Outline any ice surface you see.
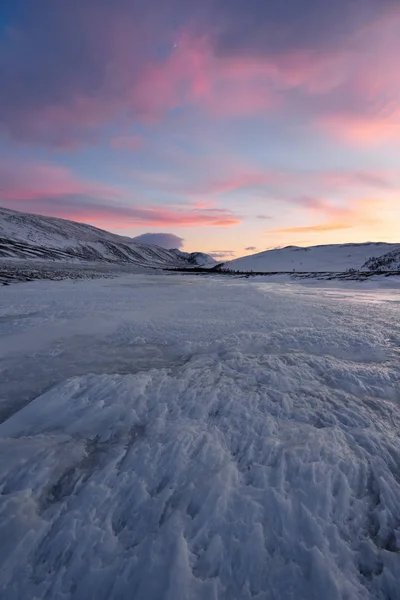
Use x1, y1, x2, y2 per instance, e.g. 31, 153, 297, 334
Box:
0, 274, 400, 599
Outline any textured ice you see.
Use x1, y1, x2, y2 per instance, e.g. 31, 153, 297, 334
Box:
0, 274, 400, 599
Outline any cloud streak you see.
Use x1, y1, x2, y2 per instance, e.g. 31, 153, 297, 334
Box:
184, 166, 396, 201
270, 223, 353, 234
0, 160, 241, 228
1, 196, 241, 228
209, 250, 236, 259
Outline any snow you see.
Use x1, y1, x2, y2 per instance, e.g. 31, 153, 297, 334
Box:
0, 206, 215, 269
2, 206, 398, 276
364, 249, 400, 272
1, 274, 400, 599
225, 243, 400, 273
0, 206, 135, 247
171, 249, 217, 267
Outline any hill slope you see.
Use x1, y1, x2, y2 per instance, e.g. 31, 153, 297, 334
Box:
362, 248, 400, 272
170, 249, 216, 267
0, 207, 213, 268
224, 243, 400, 273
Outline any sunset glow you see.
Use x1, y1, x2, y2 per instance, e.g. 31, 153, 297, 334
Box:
1, 0, 399, 257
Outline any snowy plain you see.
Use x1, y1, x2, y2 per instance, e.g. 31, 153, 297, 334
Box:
0, 273, 400, 600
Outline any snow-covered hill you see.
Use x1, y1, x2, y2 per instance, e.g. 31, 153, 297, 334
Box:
171, 249, 217, 267
363, 248, 400, 272
0, 207, 214, 269
224, 242, 400, 273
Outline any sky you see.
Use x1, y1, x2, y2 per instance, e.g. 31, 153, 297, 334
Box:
1, 0, 399, 257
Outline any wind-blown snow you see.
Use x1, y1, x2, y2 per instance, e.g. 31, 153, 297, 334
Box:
225, 243, 400, 273
0, 274, 400, 599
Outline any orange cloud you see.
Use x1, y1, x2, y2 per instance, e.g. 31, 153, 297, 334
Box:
268, 196, 397, 243
270, 223, 352, 234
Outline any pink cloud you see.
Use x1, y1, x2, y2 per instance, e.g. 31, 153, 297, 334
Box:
0, 26, 361, 147
128, 17, 400, 152
314, 8, 400, 144
0, 161, 119, 202
93, 206, 241, 227
316, 171, 394, 190
319, 114, 400, 146
132, 34, 350, 120
2, 3, 400, 147
7, 201, 241, 228
119, 33, 276, 119
109, 7, 400, 136
0, 159, 241, 228
167, 8, 400, 142
184, 164, 396, 200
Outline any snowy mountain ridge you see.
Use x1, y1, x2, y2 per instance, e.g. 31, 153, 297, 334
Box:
224, 242, 400, 273
0, 206, 214, 269
2, 206, 398, 274
170, 248, 217, 267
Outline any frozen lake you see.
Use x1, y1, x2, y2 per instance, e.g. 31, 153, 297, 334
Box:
0, 274, 399, 599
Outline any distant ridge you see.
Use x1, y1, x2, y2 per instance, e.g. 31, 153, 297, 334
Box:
0, 206, 215, 269
223, 242, 400, 273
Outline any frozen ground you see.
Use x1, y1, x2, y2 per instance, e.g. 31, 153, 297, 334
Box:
0, 258, 158, 285
0, 274, 400, 600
